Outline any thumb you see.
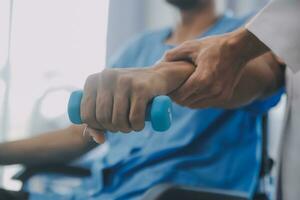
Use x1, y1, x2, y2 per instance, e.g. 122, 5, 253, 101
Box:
86, 127, 105, 144
170, 71, 200, 102
163, 41, 196, 62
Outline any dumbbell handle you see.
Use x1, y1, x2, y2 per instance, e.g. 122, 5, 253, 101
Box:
67, 90, 172, 132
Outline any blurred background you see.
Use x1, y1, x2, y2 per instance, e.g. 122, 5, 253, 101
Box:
0, 0, 284, 191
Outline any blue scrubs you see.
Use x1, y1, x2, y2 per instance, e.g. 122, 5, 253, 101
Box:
29, 15, 282, 200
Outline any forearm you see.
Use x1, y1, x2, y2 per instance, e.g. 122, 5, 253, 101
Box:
219, 53, 285, 109
152, 56, 283, 110
226, 28, 270, 65
0, 125, 99, 166
77, 61, 195, 134
152, 61, 195, 94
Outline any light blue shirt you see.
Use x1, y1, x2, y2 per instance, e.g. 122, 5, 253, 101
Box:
29, 14, 282, 200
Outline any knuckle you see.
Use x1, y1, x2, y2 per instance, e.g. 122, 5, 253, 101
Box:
86, 74, 97, 83
100, 69, 116, 82
85, 74, 99, 87
118, 75, 132, 86
132, 80, 148, 92
101, 68, 113, 77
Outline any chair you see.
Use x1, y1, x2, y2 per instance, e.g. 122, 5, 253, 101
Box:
12, 165, 90, 184
12, 115, 273, 200
141, 184, 248, 200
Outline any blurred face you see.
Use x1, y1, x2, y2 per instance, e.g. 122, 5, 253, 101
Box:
166, 0, 210, 10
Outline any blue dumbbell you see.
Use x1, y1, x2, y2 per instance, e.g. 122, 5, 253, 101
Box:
68, 90, 173, 132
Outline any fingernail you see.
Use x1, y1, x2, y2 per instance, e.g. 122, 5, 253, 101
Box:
87, 128, 104, 144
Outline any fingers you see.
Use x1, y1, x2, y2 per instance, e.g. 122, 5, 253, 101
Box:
81, 69, 157, 133
95, 90, 116, 132
170, 71, 202, 103
129, 93, 148, 132
81, 74, 105, 131
86, 127, 105, 144
163, 40, 198, 62
111, 89, 131, 133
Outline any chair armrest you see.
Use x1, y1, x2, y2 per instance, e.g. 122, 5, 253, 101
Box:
142, 184, 249, 200
12, 165, 91, 183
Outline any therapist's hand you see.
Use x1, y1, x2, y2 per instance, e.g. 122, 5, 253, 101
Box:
164, 28, 269, 108
81, 61, 194, 134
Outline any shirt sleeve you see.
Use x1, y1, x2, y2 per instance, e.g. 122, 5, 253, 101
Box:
246, 1, 300, 73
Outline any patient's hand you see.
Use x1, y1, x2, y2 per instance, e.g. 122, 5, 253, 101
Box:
81, 61, 194, 134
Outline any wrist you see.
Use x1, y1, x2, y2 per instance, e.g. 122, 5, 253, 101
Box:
152, 61, 195, 76
226, 28, 269, 64
151, 61, 195, 94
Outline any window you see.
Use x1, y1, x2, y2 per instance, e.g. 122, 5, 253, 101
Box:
0, 0, 109, 189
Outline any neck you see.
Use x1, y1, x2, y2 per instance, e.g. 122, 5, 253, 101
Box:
166, 6, 218, 45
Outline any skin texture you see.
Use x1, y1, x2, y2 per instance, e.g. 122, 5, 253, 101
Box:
82, 51, 284, 137
0, 125, 99, 166
163, 28, 273, 107
81, 62, 195, 133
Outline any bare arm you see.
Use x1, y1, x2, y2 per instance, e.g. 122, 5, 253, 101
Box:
162, 28, 271, 107
80, 56, 284, 137
222, 53, 284, 108
170, 52, 285, 109
0, 125, 100, 167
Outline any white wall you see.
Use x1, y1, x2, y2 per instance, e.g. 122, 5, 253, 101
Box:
106, 0, 269, 59
144, 0, 178, 30
0, 0, 110, 189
